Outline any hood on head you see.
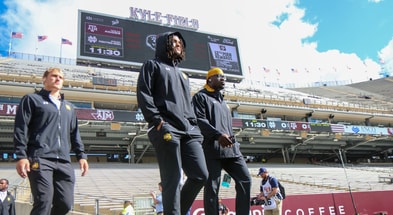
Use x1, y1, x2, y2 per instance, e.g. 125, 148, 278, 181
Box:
155, 31, 186, 65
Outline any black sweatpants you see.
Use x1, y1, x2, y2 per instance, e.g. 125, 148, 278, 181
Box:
28, 158, 75, 215
203, 157, 252, 215
149, 122, 208, 215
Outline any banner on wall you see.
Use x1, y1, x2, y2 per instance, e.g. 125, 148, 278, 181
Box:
1, 103, 393, 136
190, 190, 392, 215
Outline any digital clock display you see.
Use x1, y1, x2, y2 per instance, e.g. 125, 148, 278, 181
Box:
243, 120, 266, 128
77, 10, 244, 80
85, 45, 123, 57
242, 119, 310, 131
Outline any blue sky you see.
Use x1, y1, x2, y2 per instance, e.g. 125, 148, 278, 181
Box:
0, 0, 392, 86
297, 0, 393, 60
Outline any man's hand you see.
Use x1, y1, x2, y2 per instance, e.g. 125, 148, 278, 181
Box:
218, 134, 234, 148
257, 193, 267, 200
79, 159, 89, 176
16, 159, 30, 178
156, 120, 164, 131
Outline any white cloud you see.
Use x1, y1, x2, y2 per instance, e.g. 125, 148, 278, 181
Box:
378, 37, 393, 75
2, 0, 386, 85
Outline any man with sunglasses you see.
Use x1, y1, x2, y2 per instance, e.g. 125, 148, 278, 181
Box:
192, 67, 252, 215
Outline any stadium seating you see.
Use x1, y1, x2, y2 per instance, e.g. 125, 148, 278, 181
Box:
3, 162, 392, 214
2, 57, 392, 117
2, 56, 393, 214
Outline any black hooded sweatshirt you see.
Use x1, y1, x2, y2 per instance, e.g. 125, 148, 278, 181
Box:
137, 31, 197, 131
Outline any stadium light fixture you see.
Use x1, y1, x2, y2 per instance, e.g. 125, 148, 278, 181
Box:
305, 110, 314, 118
249, 137, 255, 144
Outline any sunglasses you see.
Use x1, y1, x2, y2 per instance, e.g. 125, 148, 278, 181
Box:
213, 74, 226, 80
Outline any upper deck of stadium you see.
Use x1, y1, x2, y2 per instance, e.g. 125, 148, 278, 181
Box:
1, 54, 393, 164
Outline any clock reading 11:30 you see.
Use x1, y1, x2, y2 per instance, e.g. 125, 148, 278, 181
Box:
86, 45, 123, 57
243, 120, 266, 128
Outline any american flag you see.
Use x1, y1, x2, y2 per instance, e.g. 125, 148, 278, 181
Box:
330, 124, 344, 133
38, 35, 48, 42
11, 32, 23, 39
61, 38, 72, 45
291, 68, 298, 73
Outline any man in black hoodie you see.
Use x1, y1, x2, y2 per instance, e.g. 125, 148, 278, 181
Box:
137, 31, 208, 215
192, 67, 251, 215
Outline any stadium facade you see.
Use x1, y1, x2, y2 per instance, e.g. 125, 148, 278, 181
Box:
1, 55, 393, 165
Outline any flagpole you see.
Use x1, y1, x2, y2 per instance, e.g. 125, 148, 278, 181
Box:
35, 35, 38, 61
59, 41, 63, 63
8, 31, 12, 57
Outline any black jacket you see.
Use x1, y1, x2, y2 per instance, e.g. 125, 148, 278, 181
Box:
0, 191, 15, 215
13, 89, 87, 162
192, 88, 242, 159
137, 31, 197, 131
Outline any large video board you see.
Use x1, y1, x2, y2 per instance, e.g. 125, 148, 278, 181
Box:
77, 10, 243, 81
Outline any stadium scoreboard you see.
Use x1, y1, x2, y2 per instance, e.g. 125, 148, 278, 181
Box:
77, 10, 244, 82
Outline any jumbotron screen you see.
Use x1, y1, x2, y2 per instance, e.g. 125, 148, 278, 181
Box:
77, 10, 244, 81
